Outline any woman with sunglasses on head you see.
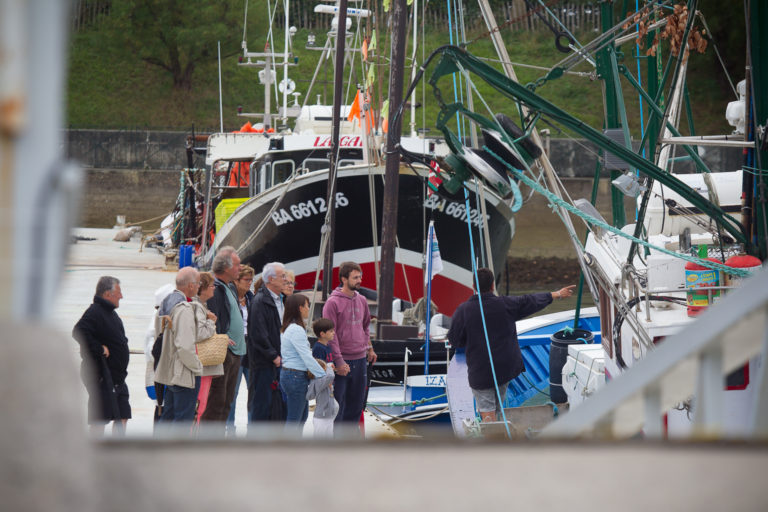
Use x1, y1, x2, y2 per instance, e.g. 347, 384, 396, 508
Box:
279, 293, 328, 431
225, 265, 255, 435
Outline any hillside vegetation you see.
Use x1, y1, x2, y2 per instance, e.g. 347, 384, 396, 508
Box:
67, 1, 742, 139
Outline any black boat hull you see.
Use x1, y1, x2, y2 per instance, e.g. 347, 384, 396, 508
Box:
214, 165, 514, 315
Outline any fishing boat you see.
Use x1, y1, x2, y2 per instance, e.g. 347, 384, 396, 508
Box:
164, 0, 541, 387
183, 0, 521, 320
392, 0, 767, 437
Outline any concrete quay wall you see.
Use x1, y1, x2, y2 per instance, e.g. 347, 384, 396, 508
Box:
77, 169, 180, 229
65, 129, 744, 175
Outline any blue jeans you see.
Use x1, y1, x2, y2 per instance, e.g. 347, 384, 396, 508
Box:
280, 368, 309, 428
333, 357, 367, 424
226, 366, 251, 428
160, 377, 201, 423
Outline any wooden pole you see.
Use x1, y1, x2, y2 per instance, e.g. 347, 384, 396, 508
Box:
377, 0, 408, 323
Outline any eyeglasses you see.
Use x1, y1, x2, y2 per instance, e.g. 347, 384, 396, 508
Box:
286, 281, 295, 286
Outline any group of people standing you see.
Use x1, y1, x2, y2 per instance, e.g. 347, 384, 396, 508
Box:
73, 245, 376, 437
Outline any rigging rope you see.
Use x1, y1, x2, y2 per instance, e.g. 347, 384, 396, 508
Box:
367, 404, 450, 423
235, 171, 300, 256
464, 0, 564, 47
697, 12, 738, 99
484, 147, 750, 277
367, 393, 447, 407
535, 0, 583, 50
462, 184, 512, 438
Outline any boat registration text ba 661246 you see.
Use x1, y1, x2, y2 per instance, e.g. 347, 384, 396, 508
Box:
271, 192, 350, 226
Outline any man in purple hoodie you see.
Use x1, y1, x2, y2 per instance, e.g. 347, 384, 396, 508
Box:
323, 261, 377, 428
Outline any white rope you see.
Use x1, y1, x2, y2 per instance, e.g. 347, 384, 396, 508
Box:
235, 172, 300, 256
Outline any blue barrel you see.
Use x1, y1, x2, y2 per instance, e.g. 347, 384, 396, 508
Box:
179, 244, 193, 268
549, 328, 594, 404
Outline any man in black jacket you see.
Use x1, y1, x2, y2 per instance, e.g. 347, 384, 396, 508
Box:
73, 276, 130, 435
201, 246, 245, 426
247, 261, 287, 423
447, 268, 574, 422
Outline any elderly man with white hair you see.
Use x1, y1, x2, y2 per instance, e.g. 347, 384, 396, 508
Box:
247, 261, 287, 423
155, 266, 214, 424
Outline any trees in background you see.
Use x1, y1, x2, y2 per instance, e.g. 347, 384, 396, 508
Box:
102, 0, 244, 90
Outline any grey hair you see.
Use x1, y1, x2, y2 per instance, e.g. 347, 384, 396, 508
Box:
212, 246, 237, 274
176, 267, 199, 288
262, 262, 285, 283
95, 276, 120, 297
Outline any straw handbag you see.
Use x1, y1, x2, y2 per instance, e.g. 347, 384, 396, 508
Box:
196, 334, 229, 366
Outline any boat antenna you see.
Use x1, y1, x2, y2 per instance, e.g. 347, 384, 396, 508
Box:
217, 40, 224, 132
282, 0, 289, 124
322, 0, 351, 300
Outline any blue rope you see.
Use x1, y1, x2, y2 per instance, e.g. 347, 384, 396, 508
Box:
446, 0, 462, 139
473, 179, 487, 267
462, 186, 512, 438
634, 0, 646, 221
509, 177, 523, 212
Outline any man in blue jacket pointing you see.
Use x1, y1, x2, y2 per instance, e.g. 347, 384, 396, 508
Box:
448, 268, 574, 422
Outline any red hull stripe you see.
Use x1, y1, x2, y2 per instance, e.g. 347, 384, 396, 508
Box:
294, 262, 473, 316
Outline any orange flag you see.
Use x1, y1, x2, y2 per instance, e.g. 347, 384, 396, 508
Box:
347, 91, 362, 125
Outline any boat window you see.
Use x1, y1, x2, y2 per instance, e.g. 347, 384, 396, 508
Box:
272, 159, 295, 184
212, 160, 230, 191
338, 159, 358, 168
252, 163, 270, 195
249, 161, 261, 196
299, 158, 331, 174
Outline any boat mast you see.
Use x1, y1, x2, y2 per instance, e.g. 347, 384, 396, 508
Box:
476, 0, 600, 302
378, 0, 409, 324
264, 48, 272, 128
408, 0, 418, 138
322, 0, 350, 299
